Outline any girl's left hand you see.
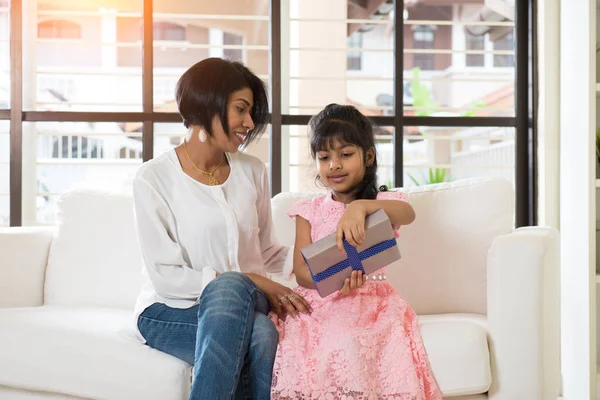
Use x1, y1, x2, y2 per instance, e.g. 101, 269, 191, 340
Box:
340, 270, 367, 295
336, 201, 367, 251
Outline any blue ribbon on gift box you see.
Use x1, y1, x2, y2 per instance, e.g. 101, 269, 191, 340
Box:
312, 238, 397, 283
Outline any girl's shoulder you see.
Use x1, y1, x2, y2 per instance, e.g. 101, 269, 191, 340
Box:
287, 193, 329, 223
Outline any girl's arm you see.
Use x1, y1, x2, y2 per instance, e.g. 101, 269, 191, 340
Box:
336, 198, 415, 251
292, 216, 316, 289
352, 199, 415, 226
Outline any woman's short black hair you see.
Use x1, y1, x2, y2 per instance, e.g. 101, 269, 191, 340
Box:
175, 57, 269, 147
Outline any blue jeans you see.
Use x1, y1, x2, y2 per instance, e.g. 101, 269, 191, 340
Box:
138, 272, 278, 400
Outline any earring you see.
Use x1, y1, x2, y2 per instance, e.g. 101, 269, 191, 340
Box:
198, 129, 207, 143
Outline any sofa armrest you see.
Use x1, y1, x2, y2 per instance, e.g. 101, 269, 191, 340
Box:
0, 227, 55, 308
486, 227, 560, 400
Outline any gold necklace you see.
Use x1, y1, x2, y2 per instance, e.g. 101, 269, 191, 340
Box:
183, 140, 225, 186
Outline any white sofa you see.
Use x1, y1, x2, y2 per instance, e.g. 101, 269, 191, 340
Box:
0, 177, 560, 400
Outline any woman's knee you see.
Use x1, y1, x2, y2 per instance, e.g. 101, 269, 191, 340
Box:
201, 271, 254, 299
251, 313, 279, 350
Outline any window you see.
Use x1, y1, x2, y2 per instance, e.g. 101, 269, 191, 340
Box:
52, 136, 102, 159
0, 121, 8, 227
347, 32, 362, 71
153, 21, 185, 41
2, 0, 534, 227
38, 20, 81, 39
412, 26, 435, 71
223, 32, 243, 61
494, 32, 514, 67
466, 33, 485, 67
0, 0, 8, 109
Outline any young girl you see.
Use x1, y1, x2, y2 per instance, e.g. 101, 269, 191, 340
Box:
270, 104, 443, 400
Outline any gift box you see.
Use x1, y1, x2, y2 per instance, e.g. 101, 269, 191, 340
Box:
300, 209, 401, 298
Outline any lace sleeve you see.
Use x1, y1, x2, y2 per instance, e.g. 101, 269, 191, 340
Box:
287, 199, 312, 223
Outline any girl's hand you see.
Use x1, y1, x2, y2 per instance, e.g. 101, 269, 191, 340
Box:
249, 274, 311, 319
336, 201, 367, 251
340, 270, 367, 295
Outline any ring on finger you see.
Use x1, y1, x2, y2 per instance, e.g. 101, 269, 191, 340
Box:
279, 295, 287, 303
287, 294, 296, 302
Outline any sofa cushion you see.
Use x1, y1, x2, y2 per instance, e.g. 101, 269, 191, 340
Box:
419, 314, 491, 397
0, 306, 490, 399
0, 306, 191, 400
271, 177, 514, 315
44, 189, 144, 309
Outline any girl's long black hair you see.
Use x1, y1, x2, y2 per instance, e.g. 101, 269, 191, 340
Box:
308, 103, 387, 200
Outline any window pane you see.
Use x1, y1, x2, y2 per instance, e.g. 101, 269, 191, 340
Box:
0, 120, 8, 226
493, 32, 515, 67
404, 2, 515, 117
284, 125, 394, 193
465, 33, 484, 67
282, 0, 394, 116
26, 1, 143, 112
23, 122, 142, 225
403, 126, 515, 188
38, 20, 82, 39
152, 1, 269, 111
153, 123, 270, 171
0, 0, 8, 109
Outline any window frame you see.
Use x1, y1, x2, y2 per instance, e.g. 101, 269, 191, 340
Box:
4, 0, 536, 227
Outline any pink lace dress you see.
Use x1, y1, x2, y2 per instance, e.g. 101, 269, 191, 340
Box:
270, 191, 443, 400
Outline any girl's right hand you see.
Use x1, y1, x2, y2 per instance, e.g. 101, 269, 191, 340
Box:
249, 274, 311, 319
340, 270, 366, 295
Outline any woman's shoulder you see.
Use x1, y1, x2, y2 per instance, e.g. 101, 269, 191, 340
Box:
231, 151, 265, 171
135, 148, 177, 184
230, 151, 269, 189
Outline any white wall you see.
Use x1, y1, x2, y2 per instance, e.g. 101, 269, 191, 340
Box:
559, 0, 597, 399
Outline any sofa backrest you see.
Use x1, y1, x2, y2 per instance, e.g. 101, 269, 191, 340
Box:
42, 177, 514, 314
271, 177, 514, 315
44, 189, 144, 309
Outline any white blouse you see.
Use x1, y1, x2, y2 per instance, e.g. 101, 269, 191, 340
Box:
132, 149, 288, 341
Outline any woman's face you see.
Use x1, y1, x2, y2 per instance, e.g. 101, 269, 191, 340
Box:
211, 87, 255, 153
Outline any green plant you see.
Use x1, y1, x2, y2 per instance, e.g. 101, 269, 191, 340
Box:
411, 67, 484, 121
408, 168, 450, 186
460, 100, 487, 117
410, 67, 439, 117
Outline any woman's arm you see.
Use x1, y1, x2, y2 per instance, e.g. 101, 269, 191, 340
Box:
292, 216, 316, 289
251, 164, 311, 316
133, 176, 205, 299
256, 165, 289, 275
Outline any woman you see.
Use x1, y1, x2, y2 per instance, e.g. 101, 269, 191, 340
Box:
132, 58, 310, 400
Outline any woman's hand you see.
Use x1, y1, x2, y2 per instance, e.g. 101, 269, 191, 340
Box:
339, 270, 366, 295
336, 201, 368, 251
247, 274, 311, 319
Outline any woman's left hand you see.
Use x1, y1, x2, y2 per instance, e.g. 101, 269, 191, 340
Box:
247, 274, 311, 319
336, 201, 367, 251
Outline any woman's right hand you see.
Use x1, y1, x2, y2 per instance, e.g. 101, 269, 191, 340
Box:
247, 274, 311, 319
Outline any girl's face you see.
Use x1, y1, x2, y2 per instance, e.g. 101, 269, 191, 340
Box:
210, 87, 255, 153
316, 138, 374, 197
